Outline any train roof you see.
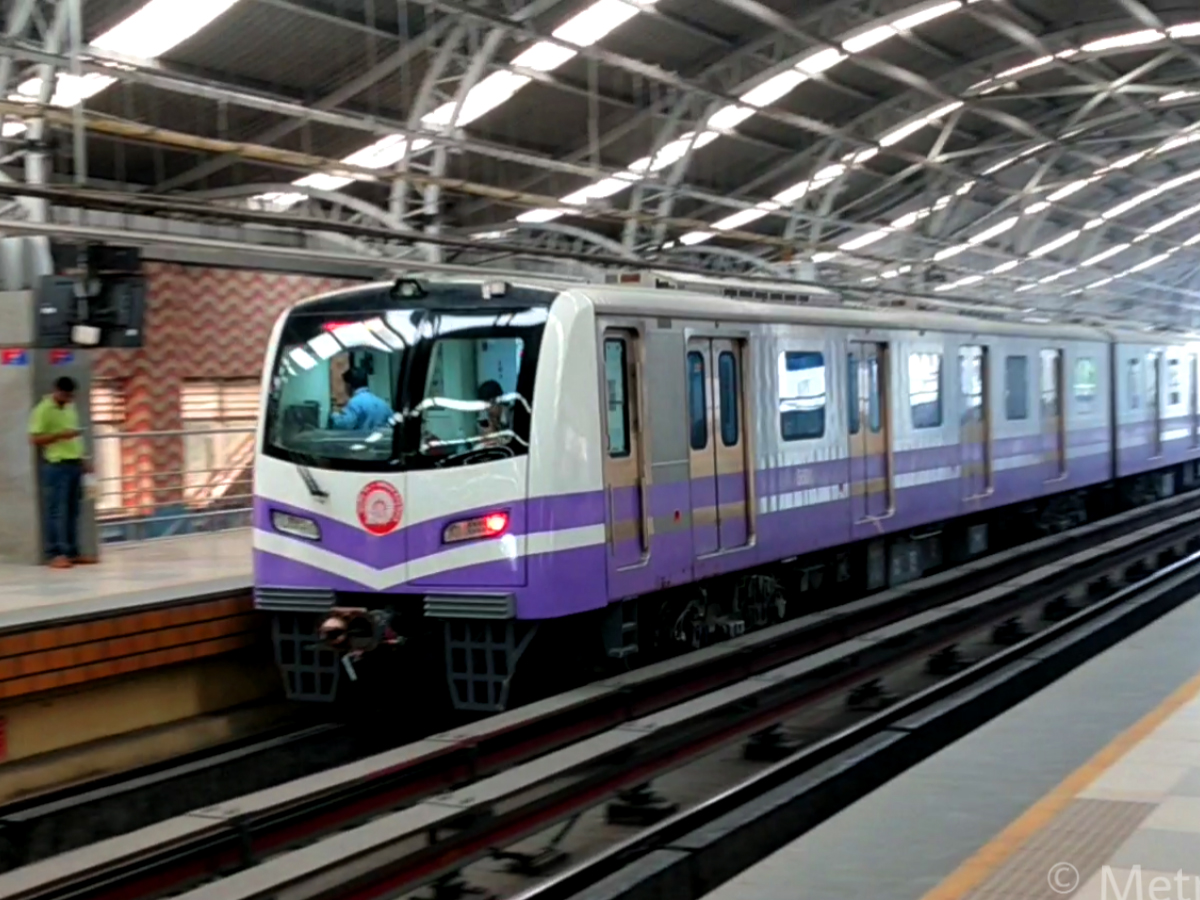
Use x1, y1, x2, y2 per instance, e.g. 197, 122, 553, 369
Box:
287, 276, 1194, 346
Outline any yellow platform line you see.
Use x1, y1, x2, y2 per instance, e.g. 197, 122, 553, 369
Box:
920, 667, 1200, 900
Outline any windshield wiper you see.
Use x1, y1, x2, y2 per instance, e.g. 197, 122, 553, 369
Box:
289, 449, 329, 501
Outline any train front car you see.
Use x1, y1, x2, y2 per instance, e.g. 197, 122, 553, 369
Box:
252, 277, 599, 713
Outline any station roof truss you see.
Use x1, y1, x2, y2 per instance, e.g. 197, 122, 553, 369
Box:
4, 0, 1200, 326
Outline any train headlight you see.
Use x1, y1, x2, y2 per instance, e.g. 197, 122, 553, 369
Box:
272, 511, 321, 541
443, 511, 510, 543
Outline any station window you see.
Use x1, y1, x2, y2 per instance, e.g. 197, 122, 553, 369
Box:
1147, 352, 1160, 412
959, 346, 984, 423
1168, 357, 1182, 407
847, 354, 860, 435
908, 352, 942, 429
687, 351, 707, 451
1073, 357, 1097, 414
91, 381, 126, 514
778, 350, 826, 441
603, 338, 630, 458
718, 352, 739, 447
180, 379, 260, 502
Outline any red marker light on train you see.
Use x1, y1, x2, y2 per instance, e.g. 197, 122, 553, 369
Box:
443, 511, 510, 543
321, 321, 355, 332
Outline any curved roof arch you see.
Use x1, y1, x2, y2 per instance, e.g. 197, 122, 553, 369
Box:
4, 0, 1200, 325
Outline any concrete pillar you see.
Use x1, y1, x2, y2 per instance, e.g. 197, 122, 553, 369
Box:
0, 239, 97, 565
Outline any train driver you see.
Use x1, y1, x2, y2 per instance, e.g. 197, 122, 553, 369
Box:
331, 366, 393, 431
476, 379, 511, 446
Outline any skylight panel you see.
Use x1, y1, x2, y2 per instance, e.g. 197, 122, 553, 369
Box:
708, 105, 755, 131
1101, 187, 1164, 220
772, 180, 812, 205
981, 156, 1017, 175
553, 0, 643, 48
712, 208, 769, 230
893, 1, 962, 32
991, 260, 1020, 273
927, 102, 964, 121
812, 251, 839, 263
294, 173, 354, 191
1029, 229, 1080, 257
1047, 178, 1095, 202
1124, 252, 1172, 275
968, 216, 1018, 244
1146, 202, 1200, 234
1186, 233, 1200, 247
511, 42, 577, 72
843, 25, 896, 53
1025, 201, 1051, 215
879, 119, 928, 147
740, 70, 808, 107
1038, 268, 1076, 283
849, 148, 879, 164
516, 208, 565, 224
995, 56, 1052, 81
1160, 90, 1200, 104
91, 0, 240, 60
1081, 244, 1130, 266
1087, 277, 1114, 288
1167, 22, 1200, 39
840, 228, 890, 251
422, 71, 531, 128
1082, 30, 1162, 53
796, 48, 846, 75
560, 177, 633, 205
932, 243, 969, 261
680, 231, 714, 245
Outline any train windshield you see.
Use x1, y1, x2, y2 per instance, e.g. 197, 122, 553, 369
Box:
264, 302, 548, 472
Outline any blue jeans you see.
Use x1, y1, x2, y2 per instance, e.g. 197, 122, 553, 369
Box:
43, 460, 82, 560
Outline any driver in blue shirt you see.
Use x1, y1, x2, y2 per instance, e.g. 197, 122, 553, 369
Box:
331, 367, 393, 430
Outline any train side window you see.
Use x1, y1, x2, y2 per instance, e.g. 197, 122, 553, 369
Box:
778, 350, 826, 441
718, 351, 739, 446
1168, 357, 1182, 406
847, 353, 860, 435
867, 356, 881, 433
1073, 357, 1097, 414
1005, 355, 1029, 420
908, 352, 943, 429
1148, 352, 1160, 412
603, 338, 630, 458
1128, 358, 1142, 410
687, 350, 707, 450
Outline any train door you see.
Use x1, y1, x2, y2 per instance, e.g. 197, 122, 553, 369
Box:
959, 345, 990, 499
1040, 348, 1066, 480
601, 331, 648, 571
686, 337, 751, 556
1149, 351, 1163, 458
848, 341, 892, 520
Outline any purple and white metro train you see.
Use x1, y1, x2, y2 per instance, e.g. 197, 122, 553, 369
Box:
252, 272, 1200, 712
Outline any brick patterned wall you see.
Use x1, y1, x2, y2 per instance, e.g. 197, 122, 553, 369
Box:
94, 264, 360, 511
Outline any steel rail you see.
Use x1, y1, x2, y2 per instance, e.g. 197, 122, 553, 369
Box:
162, 512, 1200, 900
512, 550, 1200, 900
4, 492, 1199, 900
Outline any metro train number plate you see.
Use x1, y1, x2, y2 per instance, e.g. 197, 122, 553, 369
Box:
357, 481, 403, 535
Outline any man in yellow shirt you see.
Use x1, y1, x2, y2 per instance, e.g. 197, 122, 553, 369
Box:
28, 377, 96, 569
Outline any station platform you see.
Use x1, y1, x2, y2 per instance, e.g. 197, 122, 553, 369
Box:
0, 530, 257, 703
699, 591, 1200, 900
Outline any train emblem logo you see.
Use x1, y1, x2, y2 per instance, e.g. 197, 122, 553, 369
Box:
357, 481, 403, 535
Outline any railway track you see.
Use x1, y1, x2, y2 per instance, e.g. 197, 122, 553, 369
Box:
5, 490, 1200, 900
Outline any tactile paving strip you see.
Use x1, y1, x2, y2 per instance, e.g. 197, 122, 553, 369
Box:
962, 798, 1154, 899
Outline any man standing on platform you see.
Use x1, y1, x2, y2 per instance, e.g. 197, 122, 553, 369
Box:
28, 377, 96, 569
